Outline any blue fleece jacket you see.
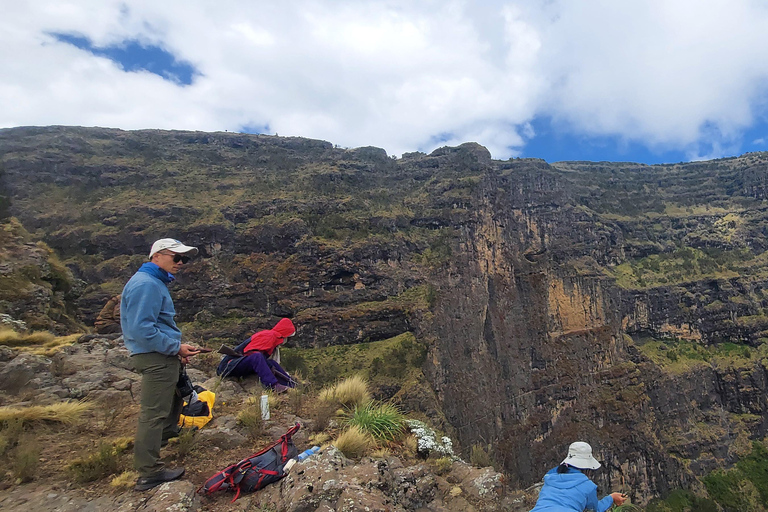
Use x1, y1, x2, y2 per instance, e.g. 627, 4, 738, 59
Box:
530, 466, 614, 512
120, 262, 182, 356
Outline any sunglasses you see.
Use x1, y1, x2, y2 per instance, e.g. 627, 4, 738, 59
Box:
160, 252, 191, 264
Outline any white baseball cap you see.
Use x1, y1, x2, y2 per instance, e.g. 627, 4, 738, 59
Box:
149, 238, 199, 259
561, 441, 601, 470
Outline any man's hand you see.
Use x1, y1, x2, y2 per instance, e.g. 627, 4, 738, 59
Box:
178, 343, 201, 358
610, 493, 628, 506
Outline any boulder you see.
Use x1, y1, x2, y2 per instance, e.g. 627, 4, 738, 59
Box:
196, 426, 247, 449
135, 480, 200, 512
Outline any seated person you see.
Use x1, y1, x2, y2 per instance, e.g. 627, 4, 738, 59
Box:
530, 441, 628, 512
216, 318, 296, 392
94, 294, 121, 334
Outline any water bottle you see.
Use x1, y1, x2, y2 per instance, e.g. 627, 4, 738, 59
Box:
297, 446, 320, 461
260, 394, 270, 420
284, 446, 321, 473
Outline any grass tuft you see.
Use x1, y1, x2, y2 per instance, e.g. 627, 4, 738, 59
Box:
0, 401, 92, 425
334, 426, 373, 459
0, 328, 56, 347
429, 456, 453, 475
11, 436, 40, 483
237, 405, 265, 440
344, 401, 405, 442
174, 428, 197, 459
470, 443, 496, 468
67, 441, 126, 483
0, 418, 24, 456
401, 434, 418, 459
319, 375, 371, 409
110, 470, 139, 489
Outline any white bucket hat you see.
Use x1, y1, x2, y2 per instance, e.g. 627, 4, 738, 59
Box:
561, 441, 601, 470
149, 238, 199, 258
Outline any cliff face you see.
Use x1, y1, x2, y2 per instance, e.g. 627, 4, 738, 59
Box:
423, 154, 768, 500
3, 127, 768, 502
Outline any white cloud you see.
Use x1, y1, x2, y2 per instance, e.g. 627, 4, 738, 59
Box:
3, 1, 768, 159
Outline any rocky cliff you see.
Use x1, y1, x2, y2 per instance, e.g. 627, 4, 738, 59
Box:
3, 126, 768, 505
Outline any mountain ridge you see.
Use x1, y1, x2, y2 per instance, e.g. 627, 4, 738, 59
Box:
3, 126, 768, 507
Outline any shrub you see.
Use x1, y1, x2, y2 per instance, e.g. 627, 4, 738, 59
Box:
310, 401, 338, 433
281, 350, 308, 375
319, 375, 371, 408
0, 418, 24, 455
429, 456, 453, 475
67, 441, 125, 483
334, 426, 373, 459
11, 437, 40, 483
237, 405, 264, 439
286, 375, 309, 415
344, 401, 405, 442
174, 428, 197, 459
470, 443, 496, 468
614, 505, 643, 512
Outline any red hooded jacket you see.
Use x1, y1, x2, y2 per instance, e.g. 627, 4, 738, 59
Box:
243, 318, 296, 357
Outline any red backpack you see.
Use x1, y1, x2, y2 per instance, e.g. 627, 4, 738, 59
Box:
198, 422, 300, 502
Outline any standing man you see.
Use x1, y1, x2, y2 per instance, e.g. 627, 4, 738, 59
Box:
121, 238, 201, 491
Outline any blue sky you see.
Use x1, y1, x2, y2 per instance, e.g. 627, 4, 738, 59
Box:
5, 1, 768, 164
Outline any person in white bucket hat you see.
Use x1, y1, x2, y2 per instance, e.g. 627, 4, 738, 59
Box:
530, 441, 629, 511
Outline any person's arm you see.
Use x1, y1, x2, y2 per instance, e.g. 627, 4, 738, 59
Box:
122, 284, 181, 356
584, 482, 614, 512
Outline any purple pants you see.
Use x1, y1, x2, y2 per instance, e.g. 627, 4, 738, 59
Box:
228, 352, 294, 388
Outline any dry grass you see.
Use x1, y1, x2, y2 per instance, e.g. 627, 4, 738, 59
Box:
309, 401, 339, 433
370, 447, 393, 458
11, 436, 40, 483
0, 418, 24, 456
334, 426, 373, 459
27, 333, 80, 356
0, 401, 92, 425
237, 405, 265, 439
401, 434, 418, 458
309, 432, 332, 446
318, 375, 371, 409
110, 470, 139, 489
429, 456, 453, 475
0, 328, 56, 347
67, 441, 125, 483
174, 428, 198, 459
470, 443, 496, 468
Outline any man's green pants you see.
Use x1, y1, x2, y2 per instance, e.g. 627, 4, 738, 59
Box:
132, 352, 182, 477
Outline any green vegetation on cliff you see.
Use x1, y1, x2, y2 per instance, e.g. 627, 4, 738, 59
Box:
702, 442, 768, 512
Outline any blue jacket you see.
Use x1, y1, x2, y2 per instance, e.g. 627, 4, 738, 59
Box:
530, 467, 614, 512
120, 262, 182, 356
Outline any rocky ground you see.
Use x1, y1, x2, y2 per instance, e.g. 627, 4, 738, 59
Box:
0, 335, 536, 511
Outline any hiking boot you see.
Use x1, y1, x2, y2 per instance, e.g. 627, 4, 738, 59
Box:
134, 467, 185, 491
273, 383, 290, 393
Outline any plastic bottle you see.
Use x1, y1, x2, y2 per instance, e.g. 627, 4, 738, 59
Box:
260, 394, 270, 420
283, 446, 321, 473
297, 446, 321, 461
